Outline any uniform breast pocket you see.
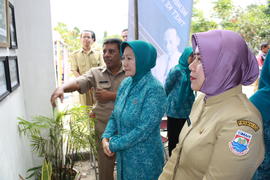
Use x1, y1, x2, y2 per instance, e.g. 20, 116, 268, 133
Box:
92, 54, 101, 66
78, 58, 86, 67
98, 80, 111, 90
78, 59, 87, 73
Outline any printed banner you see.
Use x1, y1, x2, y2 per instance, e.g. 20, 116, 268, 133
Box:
128, 0, 193, 85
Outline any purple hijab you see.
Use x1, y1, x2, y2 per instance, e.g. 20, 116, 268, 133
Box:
192, 30, 259, 96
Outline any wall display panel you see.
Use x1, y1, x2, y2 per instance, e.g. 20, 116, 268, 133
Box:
0, 56, 10, 101
0, 0, 9, 47
8, 2, 17, 48
7, 56, 19, 91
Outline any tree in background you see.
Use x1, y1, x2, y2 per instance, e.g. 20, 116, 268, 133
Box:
54, 22, 81, 53
213, 0, 270, 52
191, 0, 218, 34
212, 0, 238, 30
235, 4, 270, 51
191, 8, 218, 33
192, 0, 270, 52
54, 23, 122, 52
102, 31, 121, 41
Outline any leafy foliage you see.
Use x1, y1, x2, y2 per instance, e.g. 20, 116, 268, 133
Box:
41, 160, 52, 180
18, 106, 96, 180
192, 0, 270, 52
54, 23, 81, 53
191, 8, 218, 33
235, 5, 270, 51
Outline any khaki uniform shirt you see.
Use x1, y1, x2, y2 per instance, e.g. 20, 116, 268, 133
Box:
70, 49, 103, 75
159, 85, 265, 180
76, 65, 125, 133
70, 49, 103, 105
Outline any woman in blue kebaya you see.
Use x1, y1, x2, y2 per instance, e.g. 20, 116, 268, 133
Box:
250, 52, 270, 180
102, 40, 167, 180
164, 47, 195, 156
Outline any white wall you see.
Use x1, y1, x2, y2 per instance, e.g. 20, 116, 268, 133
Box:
0, 0, 56, 179
16, 0, 56, 118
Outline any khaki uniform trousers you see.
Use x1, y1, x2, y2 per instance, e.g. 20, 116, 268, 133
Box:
95, 120, 115, 180
79, 89, 95, 106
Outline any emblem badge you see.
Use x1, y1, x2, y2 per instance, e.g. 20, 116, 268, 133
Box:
237, 120, 259, 132
229, 130, 252, 156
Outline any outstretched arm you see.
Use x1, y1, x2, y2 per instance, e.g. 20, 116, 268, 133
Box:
50, 80, 80, 107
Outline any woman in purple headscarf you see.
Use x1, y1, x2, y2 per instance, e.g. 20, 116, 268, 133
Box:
159, 30, 265, 180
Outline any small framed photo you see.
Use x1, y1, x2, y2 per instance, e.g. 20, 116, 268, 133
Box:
7, 56, 19, 91
8, 2, 17, 49
0, 56, 10, 101
0, 0, 9, 48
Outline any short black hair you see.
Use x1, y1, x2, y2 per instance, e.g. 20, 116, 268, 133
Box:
103, 38, 122, 51
260, 42, 269, 50
122, 28, 128, 33
81, 30, 96, 41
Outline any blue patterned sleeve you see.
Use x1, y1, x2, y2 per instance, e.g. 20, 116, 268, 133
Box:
101, 79, 128, 139
109, 87, 167, 152
164, 67, 180, 95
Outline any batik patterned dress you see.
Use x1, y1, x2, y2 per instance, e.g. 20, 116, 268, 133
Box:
102, 40, 167, 180
102, 72, 166, 180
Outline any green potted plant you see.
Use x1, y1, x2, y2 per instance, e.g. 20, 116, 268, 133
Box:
18, 105, 96, 180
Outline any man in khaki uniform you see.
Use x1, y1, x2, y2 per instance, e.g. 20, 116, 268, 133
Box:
70, 30, 103, 106
51, 39, 125, 180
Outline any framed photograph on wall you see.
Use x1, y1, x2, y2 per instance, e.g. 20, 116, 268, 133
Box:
7, 56, 19, 91
0, 0, 9, 48
0, 56, 10, 101
8, 2, 17, 48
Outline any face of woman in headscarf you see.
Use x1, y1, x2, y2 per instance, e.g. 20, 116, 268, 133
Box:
123, 46, 136, 77
189, 46, 205, 91
191, 30, 258, 96
188, 54, 194, 65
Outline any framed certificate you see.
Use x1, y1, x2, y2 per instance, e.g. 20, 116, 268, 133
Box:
8, 56, 19, 91
8, 2, 17, 49
0, 0, 9, 48
0, 56, 9, 101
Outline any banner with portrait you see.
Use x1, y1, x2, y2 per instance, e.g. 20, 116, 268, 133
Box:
128, 0, 193, 85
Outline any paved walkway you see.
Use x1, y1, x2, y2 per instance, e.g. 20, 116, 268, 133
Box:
74, 161, 98, 180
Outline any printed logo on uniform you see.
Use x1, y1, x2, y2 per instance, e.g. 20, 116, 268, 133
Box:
237, 120, 259, 132
228, 130, 252, 156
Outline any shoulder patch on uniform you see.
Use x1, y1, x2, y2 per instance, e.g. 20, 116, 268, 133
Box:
228, 130, 252, 156
237, 120, 259, 132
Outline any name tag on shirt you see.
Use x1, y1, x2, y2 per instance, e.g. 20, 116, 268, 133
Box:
99, 80, 109, 84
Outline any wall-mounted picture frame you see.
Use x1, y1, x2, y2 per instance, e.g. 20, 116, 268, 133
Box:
0, 0, 9, 48
7, 56, 19, 91
0, 56, 10, 101
8, 2, 17, 49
